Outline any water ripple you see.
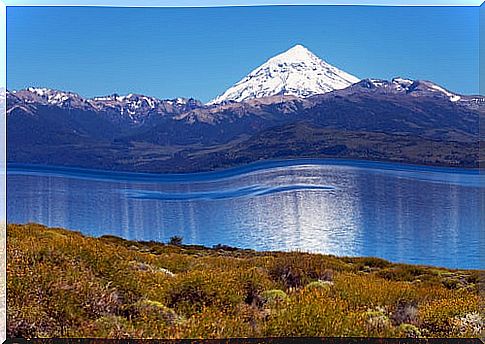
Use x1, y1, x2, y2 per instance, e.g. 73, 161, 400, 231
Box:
124, 184, 334, 201
7, 159, 481, 186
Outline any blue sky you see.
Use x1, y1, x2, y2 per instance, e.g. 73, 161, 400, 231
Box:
7, 5, 479, 102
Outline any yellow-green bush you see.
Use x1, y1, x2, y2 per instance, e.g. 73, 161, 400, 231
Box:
6, 223, 483, 339
419, 294, 482, 336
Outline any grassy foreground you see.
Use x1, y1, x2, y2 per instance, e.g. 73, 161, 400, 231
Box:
7, 223, 484, 339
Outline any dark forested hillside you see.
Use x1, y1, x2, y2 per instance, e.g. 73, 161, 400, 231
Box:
7, 79, 484, 172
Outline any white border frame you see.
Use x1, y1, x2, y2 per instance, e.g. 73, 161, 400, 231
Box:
0, 2, 482, 342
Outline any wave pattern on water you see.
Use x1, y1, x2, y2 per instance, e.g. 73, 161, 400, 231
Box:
124, 184, 335, 201
7, 159, 482, 186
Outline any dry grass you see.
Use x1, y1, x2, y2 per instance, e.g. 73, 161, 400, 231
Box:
7, 223, 484, 339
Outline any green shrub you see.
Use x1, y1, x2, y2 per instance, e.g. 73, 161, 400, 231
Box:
260, 290, 288, 307
365, 308, 391, 334
305, 280, 333, 292
88, 315, 136, 338
399, 323, 421, 338
240, 267, 275, 308
377, 265, 428, 282
169, 236, 183, 246
352, 257, 392, 269
131, 299, 180, 324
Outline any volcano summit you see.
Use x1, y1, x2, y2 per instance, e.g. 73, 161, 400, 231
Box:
208, 45, 360, 105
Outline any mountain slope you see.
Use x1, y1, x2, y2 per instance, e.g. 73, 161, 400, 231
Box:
208, 45, 359, 105
6, 78, 483, 172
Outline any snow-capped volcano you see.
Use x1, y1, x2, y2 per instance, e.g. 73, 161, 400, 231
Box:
208, 44, 360, 105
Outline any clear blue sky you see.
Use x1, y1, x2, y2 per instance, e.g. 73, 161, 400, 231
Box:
7, 5, 479, 102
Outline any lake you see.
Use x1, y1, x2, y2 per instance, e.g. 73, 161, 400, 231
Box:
7, 159, 484, 269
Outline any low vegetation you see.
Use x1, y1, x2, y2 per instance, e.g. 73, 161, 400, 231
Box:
7, 223, 484, 339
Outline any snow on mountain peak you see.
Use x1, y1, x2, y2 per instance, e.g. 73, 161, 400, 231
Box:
26, 87, 52, 96
208, 44, 360, 105
356, 77, 463, 103
267, 44, 314, 63
20, 87, 83, 105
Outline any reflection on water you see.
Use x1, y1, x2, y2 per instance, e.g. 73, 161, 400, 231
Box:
7, 160, 484, 269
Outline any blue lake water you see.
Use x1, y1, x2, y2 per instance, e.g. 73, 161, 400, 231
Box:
6, 159, 484, 269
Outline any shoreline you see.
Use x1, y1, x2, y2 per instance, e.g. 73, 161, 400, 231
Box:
99, 232, 484, 272
7, 157, 481, 181
8, 221, 484, 271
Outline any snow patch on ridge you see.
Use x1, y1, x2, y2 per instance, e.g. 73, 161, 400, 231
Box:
429, 84, 461, 102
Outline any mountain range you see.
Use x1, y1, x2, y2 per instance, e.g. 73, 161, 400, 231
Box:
7, 45, 484, 173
